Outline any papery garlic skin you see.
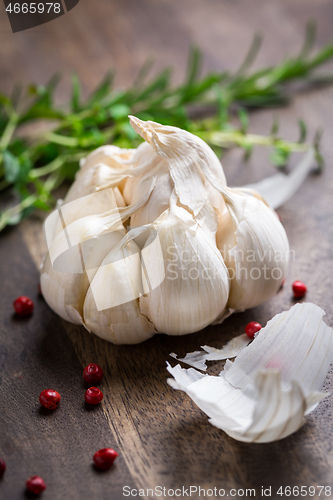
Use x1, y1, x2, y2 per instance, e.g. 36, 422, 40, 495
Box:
128, 117, 226, 234
170, 334, 251, 371
167, 303, 333, 443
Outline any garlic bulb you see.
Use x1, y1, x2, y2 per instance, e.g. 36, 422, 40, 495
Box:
41, 117, 291, 344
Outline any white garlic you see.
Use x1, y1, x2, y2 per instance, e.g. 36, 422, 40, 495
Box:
41, 117, 295, 344
216, 189, 289, 310
139, 203, 230, 335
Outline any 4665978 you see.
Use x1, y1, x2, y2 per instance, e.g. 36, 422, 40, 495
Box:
5, 3, 61, 14
277, 486, 332, 497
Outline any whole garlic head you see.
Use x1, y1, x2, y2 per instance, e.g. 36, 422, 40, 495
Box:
41, 117, 289, 344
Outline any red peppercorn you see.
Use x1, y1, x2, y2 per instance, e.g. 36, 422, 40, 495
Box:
39, 389, 61, 410
292, 280, 307, 299
26, 476, 46, 495
93, 448, 119, 470
85, 387, 103, 405
13, 296, 34, 316
245, 321, 262, 339
0, 458, 6, 478
83, 363, 103, 384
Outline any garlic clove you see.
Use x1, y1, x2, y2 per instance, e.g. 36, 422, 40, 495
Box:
79, 145, 135, 175
41, 179, 157, 327
41, 227, 126, 324
216, 189, 289, 310
65, 163, 126, 208
139, 204, 230, 335
83, 231, 156, 344
41, 254, 87, 324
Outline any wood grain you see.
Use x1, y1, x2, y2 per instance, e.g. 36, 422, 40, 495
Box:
1, 1, 333, 499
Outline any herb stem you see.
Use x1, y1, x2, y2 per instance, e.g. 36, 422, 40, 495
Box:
203, 130, 309, 152
0, 113, 18, 152
29, 156, 65, 179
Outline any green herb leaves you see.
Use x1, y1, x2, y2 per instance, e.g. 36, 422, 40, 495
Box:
0, 22, 332, 231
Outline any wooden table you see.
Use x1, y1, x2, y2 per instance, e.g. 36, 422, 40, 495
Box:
1, 1, 333, 498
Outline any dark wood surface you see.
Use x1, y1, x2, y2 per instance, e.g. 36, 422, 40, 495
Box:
1, 1, 333, 499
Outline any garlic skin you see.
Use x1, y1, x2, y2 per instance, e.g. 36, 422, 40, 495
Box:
170, 334, 251, 371
41, 116, 293, 344
128, 116, 226, 234
167, 303, 333, 443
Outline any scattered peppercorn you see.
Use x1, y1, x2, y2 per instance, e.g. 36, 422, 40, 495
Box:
93, 448, 119, 470
245, 321, 262, 339
39, 389, 61, 410
292, 280, 307, 299
13, 296, 34, 316
0, 458, 6, 478
83, 363, 103, 384
26, 476, 46, 495
85, 387, 103, 405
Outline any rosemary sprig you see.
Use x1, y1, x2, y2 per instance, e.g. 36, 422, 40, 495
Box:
0, 22, 332, 231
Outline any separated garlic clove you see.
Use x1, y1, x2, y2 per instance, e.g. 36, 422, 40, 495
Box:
139, 204, 230, 335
